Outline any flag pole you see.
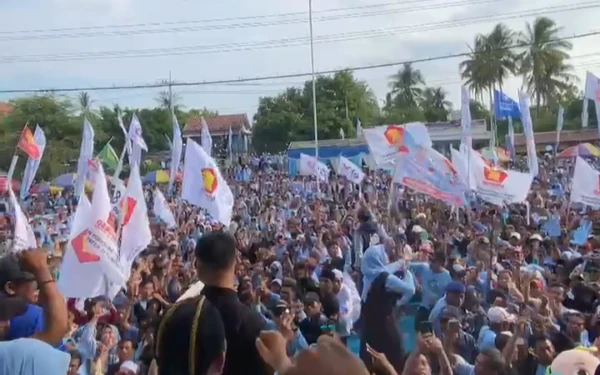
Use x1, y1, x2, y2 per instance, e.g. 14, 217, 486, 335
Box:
308, 0, 320, 193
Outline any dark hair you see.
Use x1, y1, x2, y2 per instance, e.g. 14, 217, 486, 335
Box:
69, 349, 82, 362
321, 294, 340, 318
195, 232, 237, 272
119, 338, 138, 351
156, 296, 226, 375
480, 348, 506, 374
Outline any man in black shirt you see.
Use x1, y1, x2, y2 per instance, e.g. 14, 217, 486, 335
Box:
195, 232, 272, 375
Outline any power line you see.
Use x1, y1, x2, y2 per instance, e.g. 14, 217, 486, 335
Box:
1, 30, 598, 94
0, 0, 487, 36
0, 0, 502, 42
0, 2, 596, 64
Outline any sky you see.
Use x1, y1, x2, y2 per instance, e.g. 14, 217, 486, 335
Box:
0, 0, 599, 124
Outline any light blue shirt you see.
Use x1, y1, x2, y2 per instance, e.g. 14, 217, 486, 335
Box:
0, 338, 70, 375
409, 263, 451, 307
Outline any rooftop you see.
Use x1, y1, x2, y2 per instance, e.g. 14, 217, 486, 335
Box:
0, 102, 14, 117
513, 129, 598, 145
183, 114, 251, 136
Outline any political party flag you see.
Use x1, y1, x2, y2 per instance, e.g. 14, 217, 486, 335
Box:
363, 123, 431, 168
169, 114, 183, 193
460, 86, 472, 151
113, 113, 129, 179
74, 159, 126, 286
20, 125, 46, 200
518, 91, 539, 177
570, 156, 600, 208
120, 162, 152, 270
18, 125, 41, 160
98, 141, 119, 170
200, 117, 213, 156
128, 114, 147, 167
299, 154, 330, 182
493, 90, 521, 119
555, 106, 564, 154
182, 139, 233, 226
7, 173, 36, 252
338, 155, 365, 184
153, 188, 177, 228
74, 118, 95, 197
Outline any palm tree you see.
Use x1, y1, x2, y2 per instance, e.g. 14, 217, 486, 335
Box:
518, 17, 575, 115
78, 91, 93, 116
422, 87, 452, 121
389, 63, 425, 107
486, 23, 518, 91
459, 34, 493, 102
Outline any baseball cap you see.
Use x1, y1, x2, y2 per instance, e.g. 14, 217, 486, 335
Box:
0, 296, 28, 321
440, 305, 462, 321
487, 306, 517, 324
0, 255, 35, 290
510, 232, 521, 241
446, 281, 466, 294
119, 360, 139, 374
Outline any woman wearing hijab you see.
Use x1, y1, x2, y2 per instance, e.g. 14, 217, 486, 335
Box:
359, 243, 415, 375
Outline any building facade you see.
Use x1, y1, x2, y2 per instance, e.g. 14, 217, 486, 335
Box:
182, 114, 252, 160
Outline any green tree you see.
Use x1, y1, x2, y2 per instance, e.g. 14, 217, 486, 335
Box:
421, 87, 452, 122
460, 34, 492, 102
389, 63, 425, 107
252, 71, 379, 152
518, 17, 575, 116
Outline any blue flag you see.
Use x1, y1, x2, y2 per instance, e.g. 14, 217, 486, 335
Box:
494, 90, 521, 119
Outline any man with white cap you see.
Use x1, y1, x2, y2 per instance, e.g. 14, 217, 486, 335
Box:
478, 306, 517, 351
116, 360, 138, 375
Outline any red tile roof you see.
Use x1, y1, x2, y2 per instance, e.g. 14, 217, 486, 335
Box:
183, 114, 250, 136
513, 129, 598, 145
0, 102, 13, 117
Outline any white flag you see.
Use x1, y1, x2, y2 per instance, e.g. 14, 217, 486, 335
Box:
20, 125, 46, 200
128, 114, 147, 166
74, 118, 95, 196
8, 185, 36, 252
169, 114, 183, 193
200, 117, 213, 156
570, 156, 600, 208
182, 139, 233, 226
120, 162, 152, 270
518, 91, 539, 177
460, 86, 472, 151
299, 153, 329, 182
77, 160, 126, 286
153, 188, 176, 228
338, 156, 364, 184
114, 113, 130, 178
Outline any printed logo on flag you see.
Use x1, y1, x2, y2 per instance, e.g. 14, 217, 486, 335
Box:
202, 168, 218, 196
483, 167, 508, 186
383, 125, 409, 152
121, 197, 137, 226
71, 230, 100, 263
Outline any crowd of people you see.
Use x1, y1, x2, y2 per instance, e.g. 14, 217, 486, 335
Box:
0, 149, 599, 375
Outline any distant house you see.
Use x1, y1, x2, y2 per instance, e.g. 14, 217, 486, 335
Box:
512, 129, 599, 152
0, 102, 14, 119
182, 114, 252, 158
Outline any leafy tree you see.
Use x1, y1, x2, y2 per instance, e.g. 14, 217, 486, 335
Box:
518, 17, 575, 116
421, 87, 452, 122
389, 63, 425, 108
252, 71, 379, 153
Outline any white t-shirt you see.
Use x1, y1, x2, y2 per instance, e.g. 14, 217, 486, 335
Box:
0, 338, 70, 375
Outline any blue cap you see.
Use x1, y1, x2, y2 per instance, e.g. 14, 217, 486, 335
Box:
446, 281, 466, 294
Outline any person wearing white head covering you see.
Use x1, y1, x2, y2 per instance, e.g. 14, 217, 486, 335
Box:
359, 243, 415, 374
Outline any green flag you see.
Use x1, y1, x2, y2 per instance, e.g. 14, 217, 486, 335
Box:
99, 142, 119, 170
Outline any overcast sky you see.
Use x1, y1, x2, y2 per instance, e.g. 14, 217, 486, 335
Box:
0, 0, 598, 122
